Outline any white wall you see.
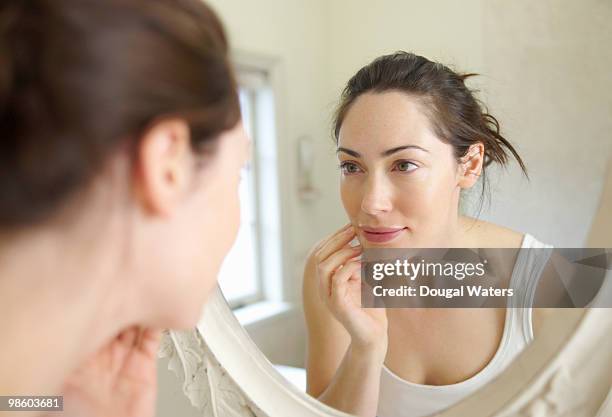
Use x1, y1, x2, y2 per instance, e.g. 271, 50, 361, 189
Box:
481, 0, 612, 247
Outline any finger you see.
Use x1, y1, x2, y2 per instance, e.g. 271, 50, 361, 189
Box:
329, 260, 362, 301
312, 223, 353, 257
318, 244, 362, 283
314, 224, 357, 264
112, 327, 139, 374
361, 278, 382, 308
312, 223, 353, 253
318, 249, 361, 302
138, 328, 163, 358
118, 326, 139, 346
330, 261, 362, 311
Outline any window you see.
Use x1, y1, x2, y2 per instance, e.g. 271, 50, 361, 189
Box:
217, 64, 283, 310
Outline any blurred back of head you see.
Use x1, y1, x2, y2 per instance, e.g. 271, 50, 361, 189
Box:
0, 0, 240, 229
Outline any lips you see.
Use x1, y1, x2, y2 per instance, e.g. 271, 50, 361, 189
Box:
360, 226, 407, 243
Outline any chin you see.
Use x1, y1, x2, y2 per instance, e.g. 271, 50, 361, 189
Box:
161, 291, 209, 330
366, 241, 407, 249
167, 304, 205, 330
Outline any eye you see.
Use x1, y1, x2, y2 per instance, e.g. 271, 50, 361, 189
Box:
339, 161, 362, 175
393, 160, 418, 173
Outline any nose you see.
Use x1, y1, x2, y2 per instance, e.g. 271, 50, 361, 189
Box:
360, 174, 393, 215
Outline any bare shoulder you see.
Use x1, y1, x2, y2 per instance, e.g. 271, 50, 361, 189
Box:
461, 217, 525, 248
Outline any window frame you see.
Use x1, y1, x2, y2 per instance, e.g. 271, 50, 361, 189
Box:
219, 50, 287, 311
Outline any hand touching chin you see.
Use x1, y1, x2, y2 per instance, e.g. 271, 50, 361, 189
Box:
58, 327, 162, 417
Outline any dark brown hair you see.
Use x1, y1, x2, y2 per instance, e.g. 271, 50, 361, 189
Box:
333, 51, 527, 210
0, 0, 240, 227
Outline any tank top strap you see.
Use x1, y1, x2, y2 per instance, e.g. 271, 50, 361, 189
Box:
507, 233, 554, 342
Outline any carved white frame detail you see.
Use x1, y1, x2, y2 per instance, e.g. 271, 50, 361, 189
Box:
160, 286, 612, 417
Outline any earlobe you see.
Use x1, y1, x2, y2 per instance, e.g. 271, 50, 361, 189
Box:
134, 118, 192, 216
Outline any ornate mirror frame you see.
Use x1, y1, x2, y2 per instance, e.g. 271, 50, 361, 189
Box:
159, 286, 611, 417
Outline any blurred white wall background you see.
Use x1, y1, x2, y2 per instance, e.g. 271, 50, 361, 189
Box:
157, 1, 612, 414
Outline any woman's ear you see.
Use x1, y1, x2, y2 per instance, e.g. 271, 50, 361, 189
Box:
457, 142, 485, 189
134, 118, 193, 216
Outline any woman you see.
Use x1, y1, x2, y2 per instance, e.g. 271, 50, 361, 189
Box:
303, 52, 553, 417
0, 1, 247, 416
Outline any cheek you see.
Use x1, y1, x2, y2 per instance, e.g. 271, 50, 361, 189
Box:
208, 164, 241, 251
207, 137, 244, 248
227, 174, 241, 242
394, 168, 458, 217
212, 151, 243, 263
184, 173, 239, 309
190, 161, 240, 262
340, 178, 362, 217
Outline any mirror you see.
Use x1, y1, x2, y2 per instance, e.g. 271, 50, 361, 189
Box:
158, 289, 611, 416
156, 1, 612, 416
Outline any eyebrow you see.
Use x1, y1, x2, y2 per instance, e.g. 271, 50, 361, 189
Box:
336, 145, 430, 158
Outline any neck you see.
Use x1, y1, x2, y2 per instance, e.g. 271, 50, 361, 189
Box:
0, 220, 135, 395
428, 209, 473, 248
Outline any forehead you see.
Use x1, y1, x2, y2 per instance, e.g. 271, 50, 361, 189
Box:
337, 91, 442, 154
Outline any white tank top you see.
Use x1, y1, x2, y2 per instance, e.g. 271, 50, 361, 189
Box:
376, 233, 554, 417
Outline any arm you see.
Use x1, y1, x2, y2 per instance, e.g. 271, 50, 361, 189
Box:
302, 226, 387, 417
